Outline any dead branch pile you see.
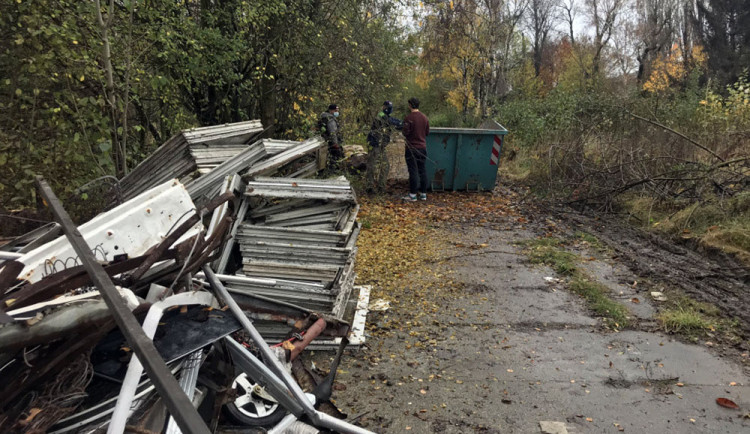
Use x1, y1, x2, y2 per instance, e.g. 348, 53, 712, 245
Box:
539, 110, 750, 212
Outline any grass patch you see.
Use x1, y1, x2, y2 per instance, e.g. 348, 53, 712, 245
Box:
619, 193, 750, 266
524, 238, 578, 275
576, 231, 598, 244
621, 196, 676, 227
522, 238, 630, 327
570, 276, 630, 327
646, 290, 744, 344
360, 217, 373, 229
673, 295, 721, 317
575, 231, 608, 253
657, 308, 711, 335
656, 294, 724, 338
700, 223, 750, 264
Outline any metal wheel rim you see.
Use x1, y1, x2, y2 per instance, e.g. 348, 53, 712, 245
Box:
231, 373, 279, 419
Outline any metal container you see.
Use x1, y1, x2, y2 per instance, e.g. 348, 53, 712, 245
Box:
425, 123, 509, 191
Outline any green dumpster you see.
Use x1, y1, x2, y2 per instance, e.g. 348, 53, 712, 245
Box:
425, 122, 509, 191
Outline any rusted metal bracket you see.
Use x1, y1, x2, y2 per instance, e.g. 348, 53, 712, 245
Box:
34, 176, 210, 434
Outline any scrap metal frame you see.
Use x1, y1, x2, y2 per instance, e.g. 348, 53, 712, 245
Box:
201, 266, 374, 434
35, 176, 211, 434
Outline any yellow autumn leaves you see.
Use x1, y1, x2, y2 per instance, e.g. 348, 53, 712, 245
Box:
355, 192, 518, 329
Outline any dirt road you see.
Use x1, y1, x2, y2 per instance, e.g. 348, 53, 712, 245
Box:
324, 187, 750, 433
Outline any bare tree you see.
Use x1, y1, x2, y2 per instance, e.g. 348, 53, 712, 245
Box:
560, 0, 577, 46
583, 0, 627, 77
611, 5, 640, 77
634, 0, 678, 83
527, 0, 560, 76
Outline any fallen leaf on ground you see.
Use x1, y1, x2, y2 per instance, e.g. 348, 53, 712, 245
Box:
631, 298, 640, 304
716, 398, 739, 409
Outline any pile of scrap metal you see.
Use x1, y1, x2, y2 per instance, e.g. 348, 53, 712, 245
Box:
0, 122, 371, 434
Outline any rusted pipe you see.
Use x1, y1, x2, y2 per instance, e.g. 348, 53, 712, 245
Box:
290, 318, 326, 361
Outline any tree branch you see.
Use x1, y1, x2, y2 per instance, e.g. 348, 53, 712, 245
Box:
625, 109, 724, 162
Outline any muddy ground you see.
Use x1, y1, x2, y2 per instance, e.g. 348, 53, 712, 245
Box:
311, 182, 750, 433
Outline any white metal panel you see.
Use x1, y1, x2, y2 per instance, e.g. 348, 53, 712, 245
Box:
17, 179, 202, 283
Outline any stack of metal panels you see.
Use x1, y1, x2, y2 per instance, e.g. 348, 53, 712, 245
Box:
118, 135, 193, 201
214, 274, 333, 312
237, 226, 357, 283
115, 121, 357, 318
184, 120, 264, 172
250, 202, 358, 230
244, 137, 325, 179
119, 121, 263, 200
234, 225, 350, 247
186, 141, 266, 205
230, 177, 360, 317
261, 139, 301, 156
246, 177, 356, 202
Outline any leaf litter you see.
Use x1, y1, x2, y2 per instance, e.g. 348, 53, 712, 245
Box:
355, 191, 519, 339
337, 191, 521, 426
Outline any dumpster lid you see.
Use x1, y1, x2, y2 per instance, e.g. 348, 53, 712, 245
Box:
430, 124, 508, 136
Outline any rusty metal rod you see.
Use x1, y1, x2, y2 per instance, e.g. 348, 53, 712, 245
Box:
290, 318, 326, 361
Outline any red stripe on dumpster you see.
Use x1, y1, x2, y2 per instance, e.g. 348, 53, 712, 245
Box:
490, 135, 501, 165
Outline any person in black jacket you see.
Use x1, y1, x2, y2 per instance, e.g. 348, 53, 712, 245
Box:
319, 104, 343, 169
365, 101, 402, 192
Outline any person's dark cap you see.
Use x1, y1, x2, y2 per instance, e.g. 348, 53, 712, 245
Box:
328, 104, 339, 111
383, 100, 393, 108
408, 97, 420, 108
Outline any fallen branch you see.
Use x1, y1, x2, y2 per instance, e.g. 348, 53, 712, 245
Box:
625, 110, 724, 162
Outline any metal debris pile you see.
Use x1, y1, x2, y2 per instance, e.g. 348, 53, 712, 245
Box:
0, 122, 372, 434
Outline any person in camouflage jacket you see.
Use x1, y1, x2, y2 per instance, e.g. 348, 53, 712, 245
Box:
365, 101, 402, 192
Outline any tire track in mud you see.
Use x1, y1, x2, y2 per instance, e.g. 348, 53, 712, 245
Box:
560, 212, 750, 336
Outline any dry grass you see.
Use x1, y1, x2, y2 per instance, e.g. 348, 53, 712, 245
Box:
619, 192, 750, 267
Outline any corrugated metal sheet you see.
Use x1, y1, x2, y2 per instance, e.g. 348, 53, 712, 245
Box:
261, 139, 302, 156
243, 137, 325, 178
120, 121, 263, 200
234, 177, 359, 317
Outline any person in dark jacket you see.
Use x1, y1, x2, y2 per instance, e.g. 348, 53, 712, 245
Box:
319, 104, 343, 169
366, 101, 402, 192
402, 97, 430, 201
